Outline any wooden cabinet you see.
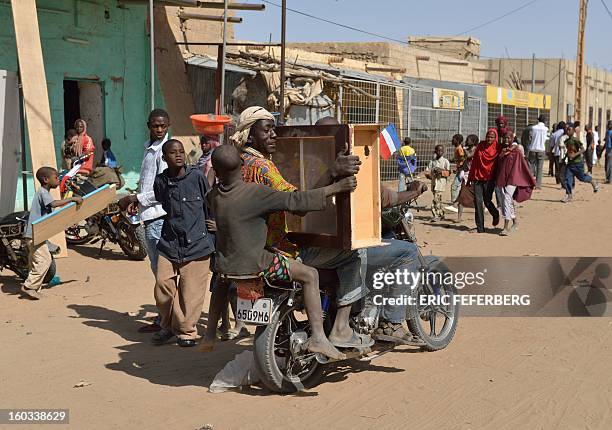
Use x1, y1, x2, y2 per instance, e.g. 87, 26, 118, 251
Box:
274, 124, 382, 250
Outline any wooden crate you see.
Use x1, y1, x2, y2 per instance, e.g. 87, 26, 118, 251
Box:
274, 124, 382, 250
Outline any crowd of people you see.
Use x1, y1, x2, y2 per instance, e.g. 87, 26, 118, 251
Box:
18, 107, 612, 362
402, 114, 607, 236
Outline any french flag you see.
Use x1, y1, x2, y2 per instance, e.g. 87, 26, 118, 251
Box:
380, 123, 401, 160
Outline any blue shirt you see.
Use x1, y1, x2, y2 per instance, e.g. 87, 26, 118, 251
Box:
102, 149, 117, 168
25, 187, 54, 238
606, 130, 612, 154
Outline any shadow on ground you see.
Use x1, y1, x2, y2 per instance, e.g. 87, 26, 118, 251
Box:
68, 303, 412, 394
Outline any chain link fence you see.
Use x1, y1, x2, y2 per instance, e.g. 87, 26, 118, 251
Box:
487, 103, 551, 141
327, 78, 487, 181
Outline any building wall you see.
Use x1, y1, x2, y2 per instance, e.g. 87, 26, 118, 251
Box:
479, 58, 612, 129
287, 42, 486, 85
0, 0, 158, 202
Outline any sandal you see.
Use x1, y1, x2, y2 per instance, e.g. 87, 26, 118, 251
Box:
151, 329, 174, 346
330, 330, 374, 348
373, 322, 422, 345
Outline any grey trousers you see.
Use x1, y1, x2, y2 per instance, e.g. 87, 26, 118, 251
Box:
528, 151, 546, 187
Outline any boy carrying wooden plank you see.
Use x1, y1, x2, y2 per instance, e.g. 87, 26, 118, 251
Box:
21, 167, 82, 300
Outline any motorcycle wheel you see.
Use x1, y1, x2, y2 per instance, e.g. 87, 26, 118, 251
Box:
65, 220, 92, 245
406, 260, 459, 351
117, 223, 148, 261
253, 304, 324, 393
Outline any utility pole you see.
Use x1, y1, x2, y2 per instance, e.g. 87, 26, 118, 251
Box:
279, 0, 287, 123
575, 0, 588, 124
531, 53, 535, 92
219, 0, 228, 114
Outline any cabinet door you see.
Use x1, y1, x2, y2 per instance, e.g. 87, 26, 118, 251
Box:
275, 124, 381, 250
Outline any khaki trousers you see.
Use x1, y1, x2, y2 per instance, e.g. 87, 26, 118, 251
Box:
155, 255, 210, 340
23, 240, 52, 291
431, 191, 444, 218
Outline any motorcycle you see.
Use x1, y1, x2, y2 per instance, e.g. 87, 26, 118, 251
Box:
0, 211, 56, 283
233, 199, 459, 393
61, 154, 147, 261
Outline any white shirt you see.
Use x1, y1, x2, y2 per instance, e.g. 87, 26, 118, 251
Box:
551, 128, 564, 155
556, 134, 568, 159
593, 130, 600, 147
136, 134, 168, 222
529, 122, 548, 152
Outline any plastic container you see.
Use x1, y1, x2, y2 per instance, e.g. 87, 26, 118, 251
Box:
190, 114, 231, 135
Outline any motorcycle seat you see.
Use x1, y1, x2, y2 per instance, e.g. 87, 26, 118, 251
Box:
0, 211, 28, 225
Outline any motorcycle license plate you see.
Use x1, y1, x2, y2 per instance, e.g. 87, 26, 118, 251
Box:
236, 297, 273, 325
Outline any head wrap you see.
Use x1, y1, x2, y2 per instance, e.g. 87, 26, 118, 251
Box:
468, 128, 501, 182
230, 106, 275, 148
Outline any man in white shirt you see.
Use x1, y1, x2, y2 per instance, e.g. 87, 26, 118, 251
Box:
119, 109, 169, 332
550, 121, 566, 185
528, 115, 549, 189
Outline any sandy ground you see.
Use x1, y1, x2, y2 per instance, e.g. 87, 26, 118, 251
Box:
396, 164, 612, 257
1, 165, 611, 430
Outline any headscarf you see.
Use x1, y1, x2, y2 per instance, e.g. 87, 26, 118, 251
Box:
495, 115, 508, 137
197, 135, 221, 177
468, 128, 501, 182
230, 106, 275, 148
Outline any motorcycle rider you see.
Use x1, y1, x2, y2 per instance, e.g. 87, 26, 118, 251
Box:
224, 106, 372, 349
314, 117, 428, 344
206, 144, 356, 359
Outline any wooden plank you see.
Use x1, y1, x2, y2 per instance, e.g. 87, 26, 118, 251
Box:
11, 0, 67, 255
31, 185, 116, 246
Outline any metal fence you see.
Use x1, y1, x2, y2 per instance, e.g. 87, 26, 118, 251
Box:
327, 78, 486, 181
487, 103, 551, 141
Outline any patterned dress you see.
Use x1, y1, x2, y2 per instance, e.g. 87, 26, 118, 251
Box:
240, 147, 299, 259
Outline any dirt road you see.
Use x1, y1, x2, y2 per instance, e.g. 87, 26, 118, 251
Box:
1, 167, 611, 429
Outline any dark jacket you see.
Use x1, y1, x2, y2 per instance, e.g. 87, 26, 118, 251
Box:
153, 166, 215, 263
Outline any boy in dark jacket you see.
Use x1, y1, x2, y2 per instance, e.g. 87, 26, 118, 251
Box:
151, 139, 215, 347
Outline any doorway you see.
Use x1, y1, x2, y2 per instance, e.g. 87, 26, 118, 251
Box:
63, 80, 105, 165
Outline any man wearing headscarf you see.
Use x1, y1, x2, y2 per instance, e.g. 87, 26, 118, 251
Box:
206, 106, 373, 349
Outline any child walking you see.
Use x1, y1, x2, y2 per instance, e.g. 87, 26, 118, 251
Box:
151, 139, 215, 347
205, 144, 356, 360
425, 145, 451, 222
21, 167, 82, 300
446, 134, 465, 214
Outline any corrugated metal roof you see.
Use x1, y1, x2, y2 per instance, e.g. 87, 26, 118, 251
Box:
185, 55, 256, 77
186, 54, 399, 84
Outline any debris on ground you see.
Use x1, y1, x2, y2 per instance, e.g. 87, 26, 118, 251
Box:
73, 379, 93, 388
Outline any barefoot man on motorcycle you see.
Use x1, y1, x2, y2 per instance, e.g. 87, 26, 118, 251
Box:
207, 145, 358, 359
202, 106, 372, 352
